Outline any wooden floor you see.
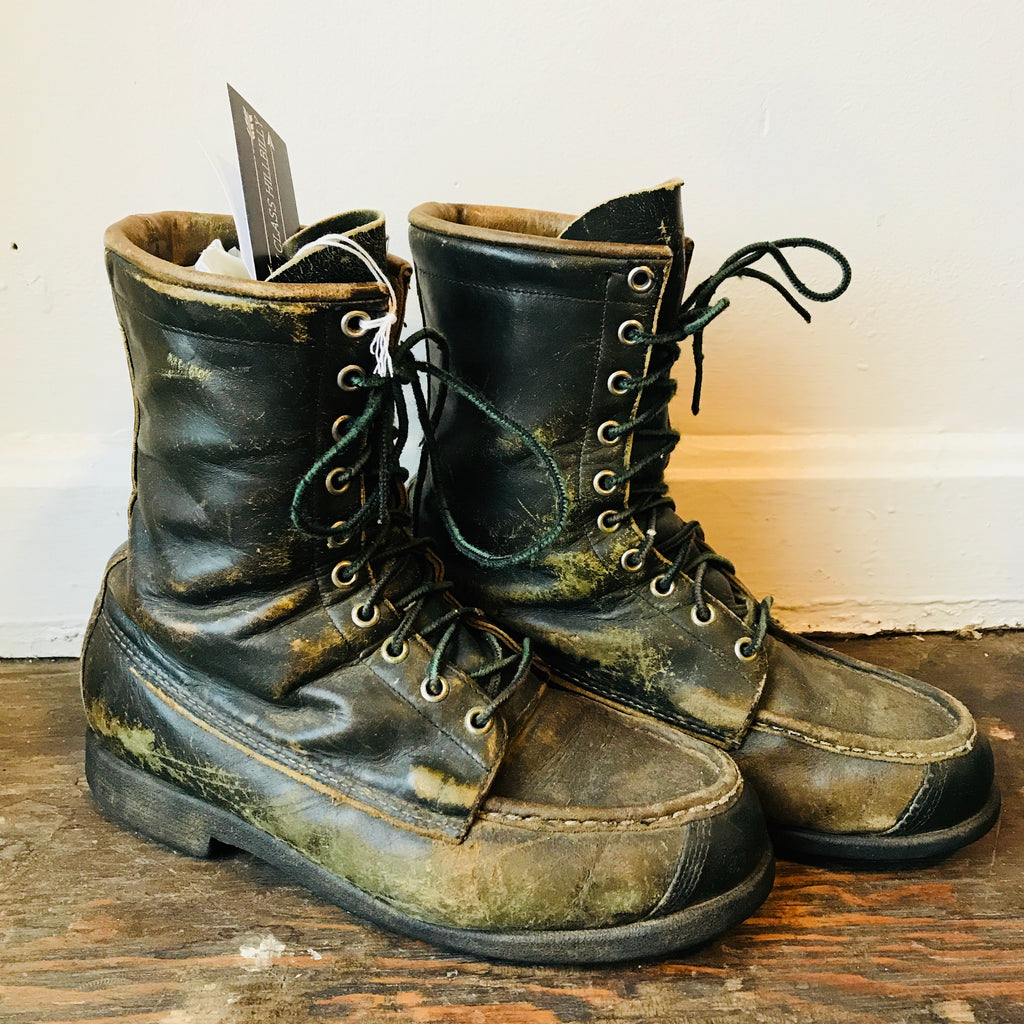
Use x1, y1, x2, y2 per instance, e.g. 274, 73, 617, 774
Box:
1, 634, 1022, 1024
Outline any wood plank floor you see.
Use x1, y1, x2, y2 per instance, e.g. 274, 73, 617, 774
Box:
1, 634, 1022, 1024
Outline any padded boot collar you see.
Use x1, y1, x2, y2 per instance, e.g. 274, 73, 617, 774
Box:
106, 211, 397, 303
410, 201, 677, 262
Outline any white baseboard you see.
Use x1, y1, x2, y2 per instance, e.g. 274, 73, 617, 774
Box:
667, 433, 1024, 633
0, 432, 131, 658
0, 620, 90, 659
1, 431, 1022, 657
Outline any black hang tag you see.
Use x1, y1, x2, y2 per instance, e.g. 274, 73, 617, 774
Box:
227, 84, 300, 280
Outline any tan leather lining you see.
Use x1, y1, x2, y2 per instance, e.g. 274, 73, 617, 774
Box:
105, 212, 394, 304
410, 202, 675, 261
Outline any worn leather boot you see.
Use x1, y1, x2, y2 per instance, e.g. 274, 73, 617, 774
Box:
81, 209, 773, 963
408, 181, 1000, 862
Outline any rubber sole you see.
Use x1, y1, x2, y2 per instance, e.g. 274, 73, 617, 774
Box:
771, 783, 1002, 863
84, 731, 774, 964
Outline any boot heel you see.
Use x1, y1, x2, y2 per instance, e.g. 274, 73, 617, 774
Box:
85, 730, 222, 858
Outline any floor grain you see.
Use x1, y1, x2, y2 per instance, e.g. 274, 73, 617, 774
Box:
1, 634, 1021, 1024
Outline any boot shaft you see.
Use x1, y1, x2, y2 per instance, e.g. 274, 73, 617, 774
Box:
87, 211, 529, 838
102, 212, 458, 712
409, 194, 684, 560
408, 189, 773, 748
107, 211, 408, 608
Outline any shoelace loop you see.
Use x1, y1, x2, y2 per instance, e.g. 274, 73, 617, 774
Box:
625, 236, 851, 414
616, 237, 850, 657
402, 327, 569, 571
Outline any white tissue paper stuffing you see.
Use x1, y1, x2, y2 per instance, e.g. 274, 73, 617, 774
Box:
194, 238, 252, 279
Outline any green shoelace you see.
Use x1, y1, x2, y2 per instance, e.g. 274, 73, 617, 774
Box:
610, 238, 853, 656
290, 330, 569, 726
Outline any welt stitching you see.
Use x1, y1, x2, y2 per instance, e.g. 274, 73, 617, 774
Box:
919, 765, 944, 821
647, 815, 710, 919
890, 766, 932, 831
921, 765, 946, 820
679, 816, 712, 899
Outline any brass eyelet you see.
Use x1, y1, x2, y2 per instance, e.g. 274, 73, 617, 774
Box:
341, 310, 369, 338
325, 468, 350, 494
352, 603, 380, 628
327, 521, 348, 549
691, 604, 716, 627
381, 638, 409, 664
617, 319, 643, 345
337, 364, 363, 391
597, 509, 620, 533
650, 575, 675, 598
420, 676, 450, 703
628, 266, 655, 292
735, 637, 757, 662
331, 561, 356, 588
465, 707, 494, 734
331, 414, 351, 442
593, 470, 618, 496
607, 370, 632, 395
597, 420, 620, 446
620, 548, 644, 572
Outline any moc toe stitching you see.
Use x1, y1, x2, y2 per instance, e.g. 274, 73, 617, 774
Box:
751, 716, 977, 762
480, 772, 744, 830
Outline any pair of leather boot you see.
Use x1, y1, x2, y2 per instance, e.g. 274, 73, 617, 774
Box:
82, 183, 998, 965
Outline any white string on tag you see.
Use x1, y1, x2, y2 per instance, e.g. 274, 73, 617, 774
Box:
290, 233, 398, 376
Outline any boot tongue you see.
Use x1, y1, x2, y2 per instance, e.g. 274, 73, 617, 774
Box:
559, 178, 684, 250
275, 216, 518, 698
559, 179, 686, 313
267, 210, 387, 284
563, 182, 748, 617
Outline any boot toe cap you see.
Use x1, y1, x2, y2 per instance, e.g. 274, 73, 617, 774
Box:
883, 731, 1000, 851
744, 631, 999, 861
484, 685, 774, 943
647, 779, 773, 922
745, 722, 1000, 862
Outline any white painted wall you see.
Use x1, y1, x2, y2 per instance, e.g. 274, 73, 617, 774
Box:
2, 1, 1023, 654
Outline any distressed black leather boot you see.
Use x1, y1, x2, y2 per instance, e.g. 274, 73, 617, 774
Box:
408, 181, 1000, 862
81, 209, 774, 963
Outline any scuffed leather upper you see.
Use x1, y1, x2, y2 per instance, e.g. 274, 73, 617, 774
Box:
93, 212, 532, 840
410, 200, 767, 749
408, 192, 996, 840
79, 211, 770, 934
